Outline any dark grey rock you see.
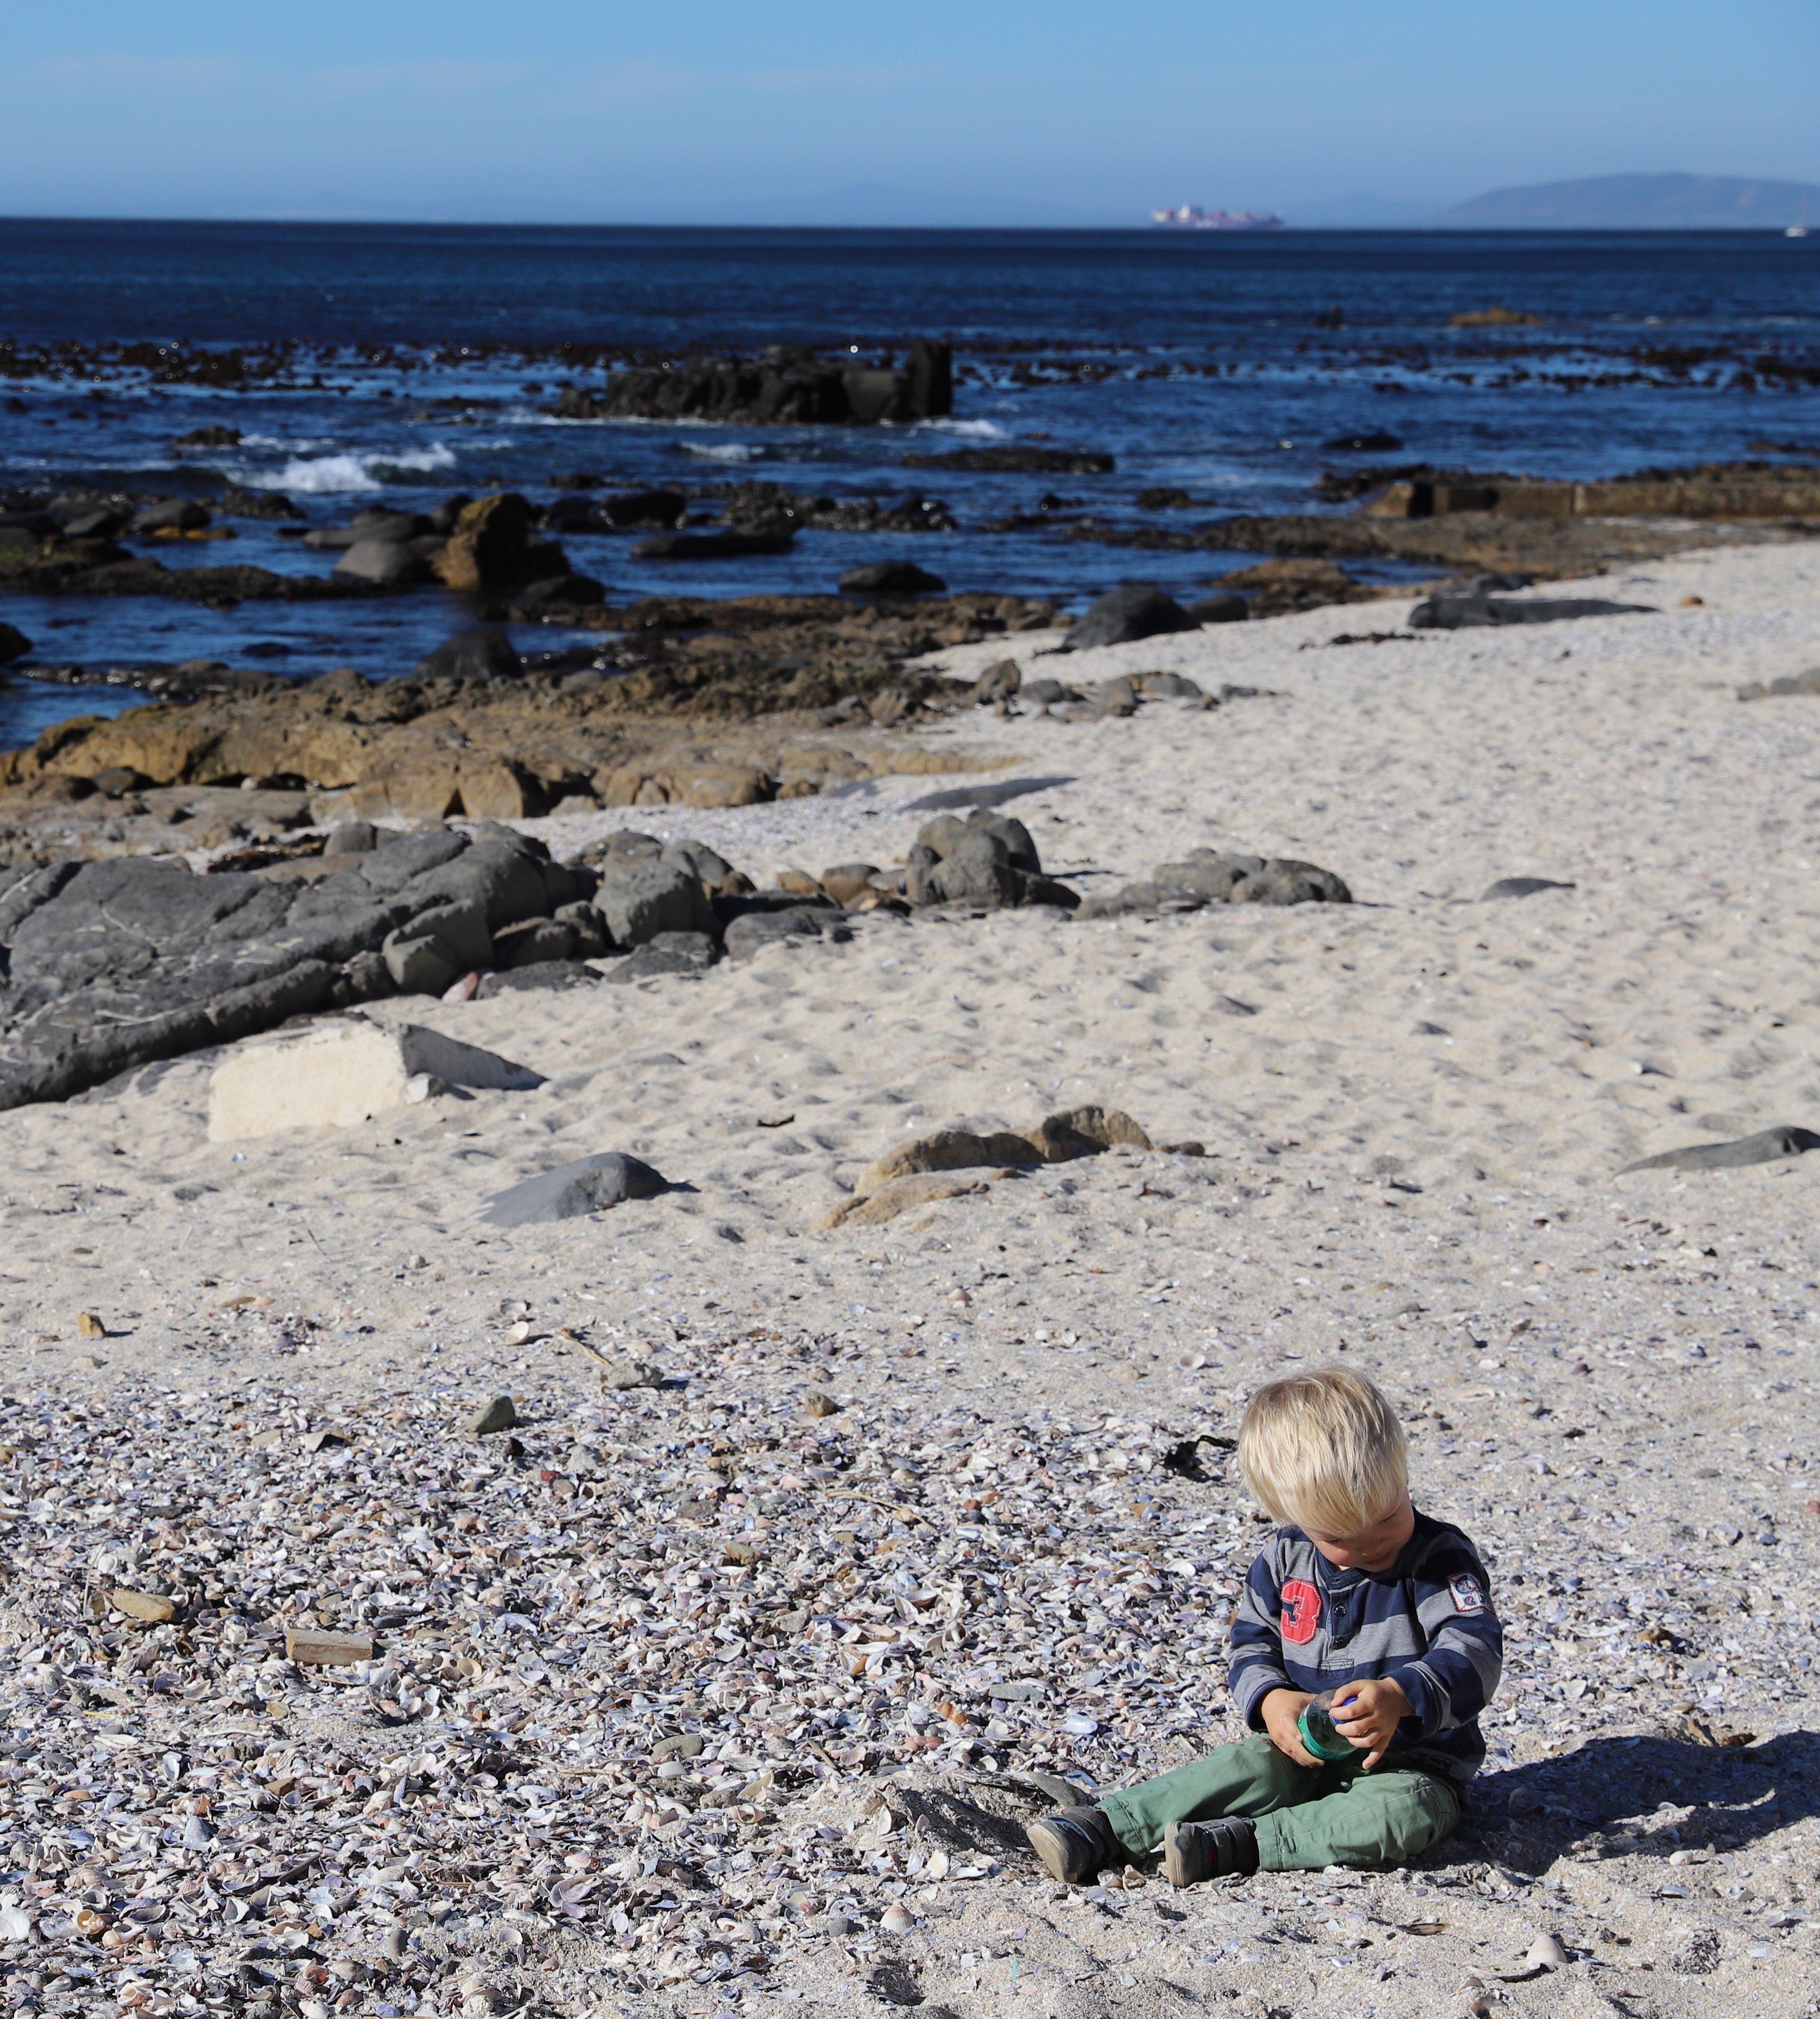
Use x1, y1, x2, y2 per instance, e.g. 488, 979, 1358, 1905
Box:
350, 509, 434, 543
0, 622, 33, 665
555, 899, 610, 957
324, 820, 380, 857
631, 528, 795, 560
602, 931, 720, 983
333, 539, 426, 588
724, 909, 850, 957
477, 961, 603, 998
1482, 877, 1576, 900
1075, 848, 1349, 917
493, 918, 576, 968
128, 497, 211, 535
413, 627, 523, 684
482, 1151, 671, 1225
1410, 583, 1657, 629
599, 488, 687, 529
1237, 859, 1353, 905
662, 839, 736, 888
1618, 1126, 1820, 1175
840, 560, 946, 595
1063, 583, 1198, 651
397, 899, 491, 970
383, 933, 462, 996
518, 573, 606, 610
596, 859, 716, 947
1184, 593, 1248, 625
1018, 679, 1072, 707
972, 659, 1021, 705
400, 839, 552, 934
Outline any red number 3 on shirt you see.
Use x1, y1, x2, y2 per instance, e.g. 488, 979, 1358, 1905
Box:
1279, 1578, 1321, 1644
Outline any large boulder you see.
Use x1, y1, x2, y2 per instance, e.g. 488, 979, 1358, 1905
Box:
432, 493, 567, 593
596, 859, 717, 947
128, 497, 211, 535
904, 808, 1076, 911
333, 539, 428, 588
1062, 583, 1199, 651
0, 624, 31, 665
208, 1019, 540, 1140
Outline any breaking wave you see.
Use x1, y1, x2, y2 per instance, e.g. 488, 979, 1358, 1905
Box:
678, 441, 766, 463
254, 444, 459, 494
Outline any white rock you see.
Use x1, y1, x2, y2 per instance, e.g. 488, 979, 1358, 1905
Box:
207, 1017, 542, 1141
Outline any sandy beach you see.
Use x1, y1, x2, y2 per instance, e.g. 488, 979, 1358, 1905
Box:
4, 535, 1820, 2019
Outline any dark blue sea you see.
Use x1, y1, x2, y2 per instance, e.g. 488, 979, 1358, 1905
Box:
2, 220, 1818, 745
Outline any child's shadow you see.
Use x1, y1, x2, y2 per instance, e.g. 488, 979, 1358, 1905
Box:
1435, 1728, 1820, 1872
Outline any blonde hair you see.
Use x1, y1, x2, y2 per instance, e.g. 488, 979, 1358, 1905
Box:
1238, 1369, 1408, 1537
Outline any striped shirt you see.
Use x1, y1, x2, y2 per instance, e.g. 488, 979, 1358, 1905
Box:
1228, 1509, 1503, 1783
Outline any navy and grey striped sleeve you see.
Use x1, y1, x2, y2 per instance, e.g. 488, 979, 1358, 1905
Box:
1228, 1541, 1293, 1728
1388, 1537, 1503, 1737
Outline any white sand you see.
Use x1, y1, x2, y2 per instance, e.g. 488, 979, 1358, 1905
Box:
5, 537, 1820, 2013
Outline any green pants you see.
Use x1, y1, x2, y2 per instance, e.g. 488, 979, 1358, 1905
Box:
1099, 1732, 1460, 1872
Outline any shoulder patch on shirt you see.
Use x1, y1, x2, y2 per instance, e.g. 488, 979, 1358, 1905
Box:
1448, 1573, 1487, 1615
1279, 1577, 1322, 1644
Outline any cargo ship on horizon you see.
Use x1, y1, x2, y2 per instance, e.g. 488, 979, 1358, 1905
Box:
1150, 204, 1284, 231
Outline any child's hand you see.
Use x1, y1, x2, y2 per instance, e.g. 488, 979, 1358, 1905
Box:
1260, 1688, 1319, 1768
1331, 1678, 1412, 1770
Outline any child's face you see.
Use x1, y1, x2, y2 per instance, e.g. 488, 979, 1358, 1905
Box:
1305, 1489, 1416, 1572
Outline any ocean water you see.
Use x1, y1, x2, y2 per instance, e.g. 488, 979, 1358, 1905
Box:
1, 220, 1817, 746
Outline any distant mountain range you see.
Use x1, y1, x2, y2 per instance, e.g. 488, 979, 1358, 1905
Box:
1432, 173, 1819, 229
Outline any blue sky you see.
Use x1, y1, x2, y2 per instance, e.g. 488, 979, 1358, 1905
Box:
5, 0, 1818, 224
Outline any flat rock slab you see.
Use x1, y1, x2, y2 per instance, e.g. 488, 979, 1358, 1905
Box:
0, 829, 577, 1112
1618, 1125, 1820, 1175
482, 1151, 671, 1226
208, 1018, 543, 1141
476, 962, 602, 998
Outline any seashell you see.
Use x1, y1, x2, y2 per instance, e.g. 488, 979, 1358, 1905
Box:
881, 1903, 916, 1935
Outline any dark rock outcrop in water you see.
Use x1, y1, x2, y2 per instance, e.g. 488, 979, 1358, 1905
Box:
900, 445, 1115, 475
549, 340, 952, 427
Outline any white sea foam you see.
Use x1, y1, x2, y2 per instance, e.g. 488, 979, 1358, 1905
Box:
678, 441, 765, 463
254, 444, 458, 494
916, 418, 1007, 440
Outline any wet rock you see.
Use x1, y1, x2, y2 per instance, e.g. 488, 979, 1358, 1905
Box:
599, 488, 687, 529
602, 930, 720, 983
432, 493, 566, 593
128, 497, 211, 535
554, 342, 951, 427
1482, 876, 1576, 899
1062, 583, 1198, 651
174, 423, 243, 449
518, 573, 606, 611
0, 623, 31, 665
632, 527, 796, 560
333, 539, 430, 588
840, 560, 946, 595
1618, 1125, 1820, 1175
1185, 593, 1248, 623
482, 1151, 671, 1225
902, 444, 1113, 474
412, 626, 523, 685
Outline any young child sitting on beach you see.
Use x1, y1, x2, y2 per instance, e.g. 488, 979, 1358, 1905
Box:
1026, 1368, 1503, 1883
